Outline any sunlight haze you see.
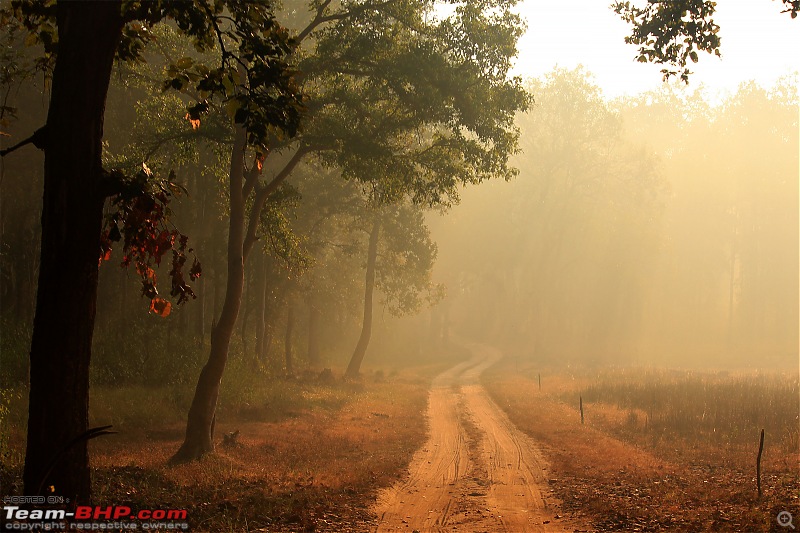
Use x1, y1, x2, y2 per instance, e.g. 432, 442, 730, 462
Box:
1, 1, 797, 530
513, 0, 800, 98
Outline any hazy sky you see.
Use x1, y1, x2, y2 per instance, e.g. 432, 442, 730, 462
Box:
512, 0, 800, 98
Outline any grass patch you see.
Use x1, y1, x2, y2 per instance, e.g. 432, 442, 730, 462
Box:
86, 377, 429, 532
483, 357, 800, 532
1, 343, 469, 531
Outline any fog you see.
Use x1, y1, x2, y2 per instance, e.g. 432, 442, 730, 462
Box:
425, 69, 798, 369
1, 2, 798, 530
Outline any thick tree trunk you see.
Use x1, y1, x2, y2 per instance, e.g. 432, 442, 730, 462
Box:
23, 2, 123, 502
345, 217, 381, 378
172, 126, 248, 462
284, 300, 295, 375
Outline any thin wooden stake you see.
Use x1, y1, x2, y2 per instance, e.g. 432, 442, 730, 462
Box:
580, 396, 584, 425
538, 373, 541, 391
756, 428, 765, 498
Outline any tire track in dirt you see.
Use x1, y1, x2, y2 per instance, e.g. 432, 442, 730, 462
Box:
375, 343, 579, 532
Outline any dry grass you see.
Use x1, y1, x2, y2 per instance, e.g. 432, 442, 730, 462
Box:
0, 357, 463, 532
483, 358, 800, 532
87, 378, 429, 532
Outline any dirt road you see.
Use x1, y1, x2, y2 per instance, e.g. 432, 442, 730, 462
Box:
375, 343, 577, 532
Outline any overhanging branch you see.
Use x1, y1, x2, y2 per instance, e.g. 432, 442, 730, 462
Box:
242, 146, 309, 257
0, 126, 48, 157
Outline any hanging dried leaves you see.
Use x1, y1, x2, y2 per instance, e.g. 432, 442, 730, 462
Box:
149, 297, 172, 317
254, 151, 266, 173
100, 163, 201, 316
184, 112, 200, 130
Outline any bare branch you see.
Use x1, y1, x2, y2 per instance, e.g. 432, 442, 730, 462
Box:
243, 146, 308, 257
295, 0, 398, 43
296, 0, 334, 43
0, 126, 47, 157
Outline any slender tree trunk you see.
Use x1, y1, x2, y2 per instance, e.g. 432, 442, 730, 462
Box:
345, 216, 381, 378
254, 251, 267, 365
307, 293, 321, 367
172, 126, 248, 462
23, 2, 123, 502
285, 299, 295, 375
195, 273, 206, 344
240, 259, 252, 355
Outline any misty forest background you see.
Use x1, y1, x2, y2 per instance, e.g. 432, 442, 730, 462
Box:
0, 1, 797, 464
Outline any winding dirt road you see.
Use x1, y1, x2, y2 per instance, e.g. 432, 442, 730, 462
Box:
375, 343, 576, 532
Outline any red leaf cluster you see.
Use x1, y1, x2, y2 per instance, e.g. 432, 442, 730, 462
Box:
100, 163, 200, 316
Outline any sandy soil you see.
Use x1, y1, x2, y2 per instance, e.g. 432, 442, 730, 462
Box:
374, 343, 583, 533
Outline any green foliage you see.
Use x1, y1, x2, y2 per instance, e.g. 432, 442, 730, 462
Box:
91, 316, 207, 386
0, 16, 45, 125
0, 317, 30, 387
377, 202, 442, 316
259, 183, 313, 275
286, 163, 441, 319
296, 0, 530, 207
613, 0, 798, 82
6, 0, 305, 308
159, 5, 304, 147
1, 1, 57, 73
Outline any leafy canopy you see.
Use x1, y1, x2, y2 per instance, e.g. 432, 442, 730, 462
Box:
295, 0, 531, 207
5, 0, 304, 312
614, 0, 798, 82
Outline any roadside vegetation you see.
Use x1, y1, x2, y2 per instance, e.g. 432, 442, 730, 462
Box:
484, 356, 799, 532
1, 344, 465, 532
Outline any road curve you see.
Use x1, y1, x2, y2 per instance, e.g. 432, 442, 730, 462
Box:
374, 342, 574, 532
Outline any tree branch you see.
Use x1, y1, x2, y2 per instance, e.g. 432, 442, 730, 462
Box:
0, 126, 47, 157
296, 0, 334, 43
243, 146, 308, 257
242, 156, 262, 198
295, 0, 398, 43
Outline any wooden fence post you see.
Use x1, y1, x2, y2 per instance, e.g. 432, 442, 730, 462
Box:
580, 396, 584, 425
756, 428, 765, 498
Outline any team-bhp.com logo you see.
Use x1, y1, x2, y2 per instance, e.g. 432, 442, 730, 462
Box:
3, 504, 188, 530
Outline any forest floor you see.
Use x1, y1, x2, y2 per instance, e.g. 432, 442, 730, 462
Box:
2, 344, 797, 532
0, 354, 461, 533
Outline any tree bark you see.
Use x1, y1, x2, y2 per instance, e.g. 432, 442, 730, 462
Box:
240, 258, 253, 355
254, 250, 267, 365
345, 216, 381, 378
172, 125, 248, 462
23, 2, 123, 502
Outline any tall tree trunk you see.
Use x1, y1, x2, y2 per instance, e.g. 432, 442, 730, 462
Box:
195, 273, 206, 344
23, 2, 123, 502
345, 216, 381, 378
240, 257, 253, 355
254, 250, 268, 365
172, 126, 248, 462
285, 299, 295, 375
307, 293, 321, 367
